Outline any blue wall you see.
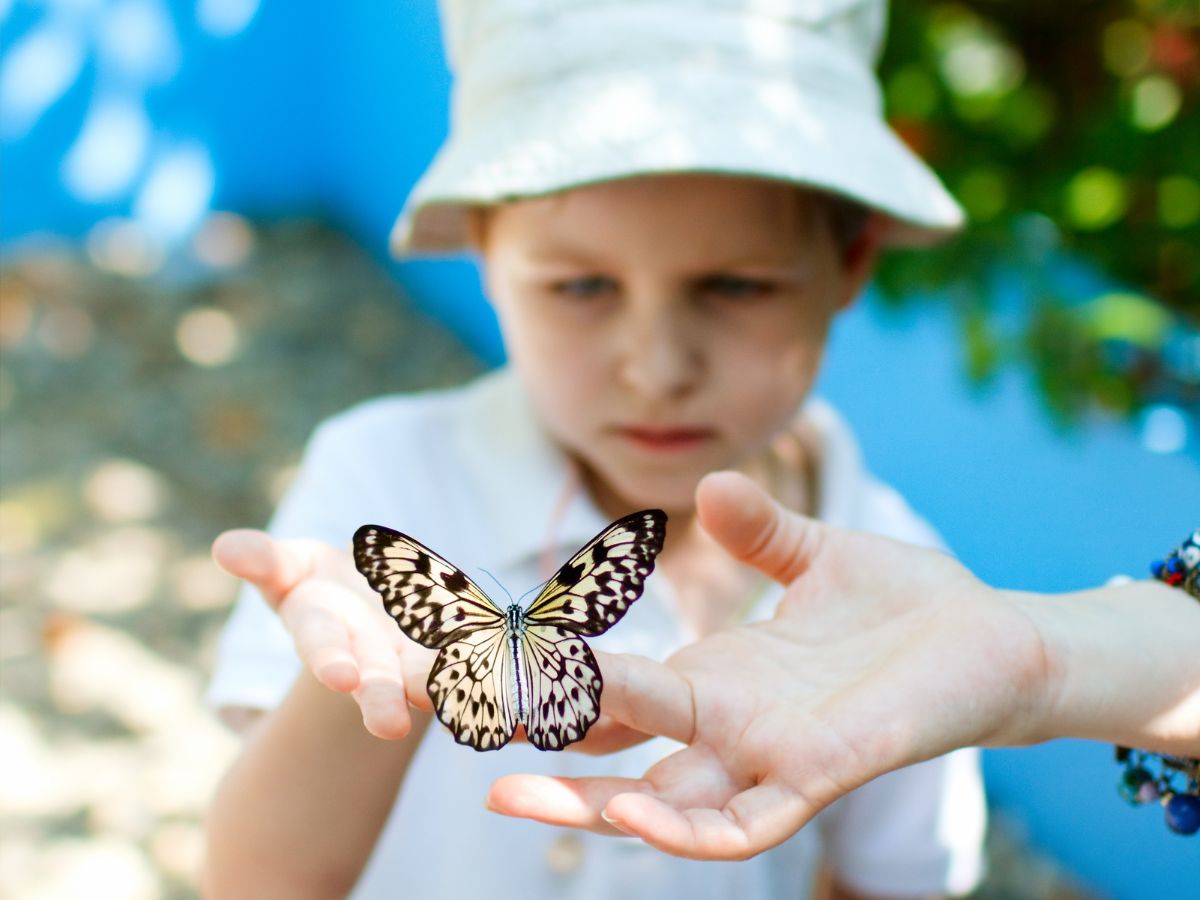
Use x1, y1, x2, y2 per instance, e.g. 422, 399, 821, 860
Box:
3, 2, 1197, 894
818, 300, 1200, 897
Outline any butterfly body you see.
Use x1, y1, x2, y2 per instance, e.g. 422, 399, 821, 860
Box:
353, 510, 667, 751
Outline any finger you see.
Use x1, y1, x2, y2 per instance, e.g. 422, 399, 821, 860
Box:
486, 774, 648, 835
595, 650, 695, 744
282, 594, 360, 692
565, 715, 652, 755
349, 627, 413, 740
212, 529, 328, 610
603, 781, 812, 861
695, 471, 825, 585
397, 644, 436, 712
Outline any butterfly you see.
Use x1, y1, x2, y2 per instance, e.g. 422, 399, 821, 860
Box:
352, 509, 667, 752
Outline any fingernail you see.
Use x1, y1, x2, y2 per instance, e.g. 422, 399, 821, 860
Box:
600, 810, 633, 834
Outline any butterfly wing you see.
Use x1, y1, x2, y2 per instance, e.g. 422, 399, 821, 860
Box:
518, 623, 604, 751
428, 624, 518, 751
517, 508, 666, 750
353, 525, 518, 751
523, 509, 667, 635
353, 524, 505, 649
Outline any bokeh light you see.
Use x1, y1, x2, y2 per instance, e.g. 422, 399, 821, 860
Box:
1130, 74, 1182, 131
191, 212, 255, 269
0, 24, 85, 139
1138, 404, 1189, 454
84, 218, 164, 276
1102, 19, 1152, 77
95, 0, 179, 83
62, 98, 152, 201
196, 0, 261, 38
175, 307, 239, 367
1064, 167, 1128, 231
133, 143, 215, 243
82, 459, 167, 524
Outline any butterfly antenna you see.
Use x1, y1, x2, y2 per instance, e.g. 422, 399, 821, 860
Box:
477, 568, 514, 604
515, 575, 554, 609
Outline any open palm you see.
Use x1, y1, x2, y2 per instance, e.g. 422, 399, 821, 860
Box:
488, 471, 1049, 859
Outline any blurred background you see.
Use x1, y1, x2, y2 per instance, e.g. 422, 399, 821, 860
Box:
1, 1, 1197, 897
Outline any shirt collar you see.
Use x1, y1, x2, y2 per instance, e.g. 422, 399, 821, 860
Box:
451, 367, 611, 571
452, 369, 868, 569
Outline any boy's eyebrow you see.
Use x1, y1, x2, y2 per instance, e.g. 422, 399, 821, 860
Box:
519, 240, 610, 266
520, 245, 813, 276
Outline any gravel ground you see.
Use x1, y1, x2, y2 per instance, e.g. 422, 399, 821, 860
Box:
0, 218, 1095, 899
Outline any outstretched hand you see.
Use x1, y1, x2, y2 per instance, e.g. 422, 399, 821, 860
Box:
487, 470, 1050, 859
212, 530, 435, 738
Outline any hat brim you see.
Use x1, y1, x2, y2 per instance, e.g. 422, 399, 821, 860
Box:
392, 66, 963, 255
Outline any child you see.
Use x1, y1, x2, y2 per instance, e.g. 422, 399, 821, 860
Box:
204, 1, 986, 898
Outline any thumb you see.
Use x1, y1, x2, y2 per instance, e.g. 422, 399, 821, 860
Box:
695, 471, 825, 585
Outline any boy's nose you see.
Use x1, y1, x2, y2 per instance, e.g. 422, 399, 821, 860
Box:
615, 312, 702, 400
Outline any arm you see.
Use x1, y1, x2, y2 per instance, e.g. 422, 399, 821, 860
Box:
1015, 578, 1200, 751
486, 471, 1199, 860
203, 531, 434, 899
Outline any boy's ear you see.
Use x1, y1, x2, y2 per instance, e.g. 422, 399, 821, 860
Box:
465, 206, 491, 253
838, 213, 890, 309
465, 207, 499, 303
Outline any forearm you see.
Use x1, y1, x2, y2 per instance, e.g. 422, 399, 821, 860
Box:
204, 669, 430, 899
1013, 580, 1200, 754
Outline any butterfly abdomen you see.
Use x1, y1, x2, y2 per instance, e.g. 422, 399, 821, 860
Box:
506, 604, 529, 724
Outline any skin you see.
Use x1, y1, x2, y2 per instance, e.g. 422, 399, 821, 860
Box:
485, 471, 1200, 861
203, 174, 889, 899
477, 174, 877, 523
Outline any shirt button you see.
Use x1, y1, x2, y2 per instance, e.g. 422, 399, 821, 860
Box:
545, 832, 585, 875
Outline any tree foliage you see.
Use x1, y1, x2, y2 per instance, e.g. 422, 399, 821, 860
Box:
879, 0, 1198, 420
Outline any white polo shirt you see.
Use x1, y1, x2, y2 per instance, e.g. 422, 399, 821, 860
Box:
209, 368, 986, 900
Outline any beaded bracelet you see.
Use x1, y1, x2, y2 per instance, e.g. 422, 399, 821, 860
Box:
1115, 529, 1200, 836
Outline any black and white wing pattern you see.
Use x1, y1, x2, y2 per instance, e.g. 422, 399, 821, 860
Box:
519, 509, 667, 750
425, 615, 519, 751
524, 509, 667, 634
352, 525, 504, 649
352, 509, 667, 752
354, 525, 516, 749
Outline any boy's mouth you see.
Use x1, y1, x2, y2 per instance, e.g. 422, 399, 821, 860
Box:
615, 425, 716, 453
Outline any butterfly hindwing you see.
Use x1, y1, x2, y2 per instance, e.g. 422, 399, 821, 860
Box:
518, 623, 604, 751
427, 623, 517, 751
353, 525, 504, 649
523, 509, 667, 636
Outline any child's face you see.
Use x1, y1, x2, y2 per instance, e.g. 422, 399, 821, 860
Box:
481, 174, 877, 518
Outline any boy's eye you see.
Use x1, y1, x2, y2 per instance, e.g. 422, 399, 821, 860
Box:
550, 275, 616, 298
697, 275, 773, 299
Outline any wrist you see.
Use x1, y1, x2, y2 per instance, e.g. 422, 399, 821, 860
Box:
988, 588, 1069, 747
1007, 582, 1200, 754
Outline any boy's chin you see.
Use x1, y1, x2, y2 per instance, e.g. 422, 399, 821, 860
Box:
591, 471, 704, 519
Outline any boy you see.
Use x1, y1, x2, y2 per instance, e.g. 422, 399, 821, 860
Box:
204, 1, 986, 898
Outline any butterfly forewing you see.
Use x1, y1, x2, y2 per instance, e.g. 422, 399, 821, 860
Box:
353, 525, 505, 649
523, 509, 667, 636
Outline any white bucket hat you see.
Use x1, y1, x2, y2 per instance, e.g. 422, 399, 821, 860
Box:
391, 0, 964, 255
